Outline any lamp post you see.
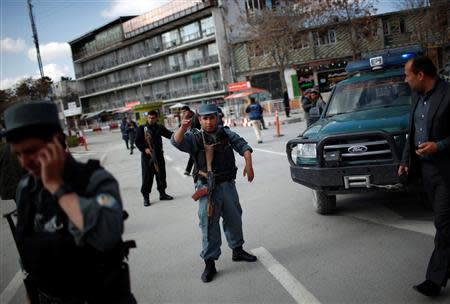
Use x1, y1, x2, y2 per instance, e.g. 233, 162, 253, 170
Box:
138, 63, 152, 102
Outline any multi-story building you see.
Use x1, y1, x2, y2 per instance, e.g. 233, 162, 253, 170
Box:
52, 79, 81, 129
69, 0, 232, 115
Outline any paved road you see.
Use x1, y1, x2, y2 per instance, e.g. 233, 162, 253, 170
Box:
1, 121, 448, 303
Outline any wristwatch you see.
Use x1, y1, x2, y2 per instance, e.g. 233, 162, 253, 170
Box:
53, 184, 73, 201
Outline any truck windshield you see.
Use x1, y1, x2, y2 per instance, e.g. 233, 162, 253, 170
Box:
326, 75, 411, 117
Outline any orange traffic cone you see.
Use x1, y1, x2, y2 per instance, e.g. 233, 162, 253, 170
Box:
274, 110, 284, 137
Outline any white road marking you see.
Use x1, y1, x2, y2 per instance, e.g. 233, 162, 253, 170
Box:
173, 166, 187, 178
165, 155, 173, 162
251, 247, 321, 304
100, 153, 107, 165
349, 213, 435, 237
253, 148, 285, 156
0, 271, 25, 304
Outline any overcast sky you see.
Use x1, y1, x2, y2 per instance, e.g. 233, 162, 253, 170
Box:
1, 0, 398, 90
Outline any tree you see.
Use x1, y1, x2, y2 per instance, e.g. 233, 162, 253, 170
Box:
325, 0, 378, 60
0, 89, 17, 114
396, 0, 448, 65
232, 0, 321, 92
14, 76, 53, 101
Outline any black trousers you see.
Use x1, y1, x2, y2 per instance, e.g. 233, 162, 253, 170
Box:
129, 132, 136, 152
185, 156, 194, 173
421, 160, 450, 286
141, 153, 166, 196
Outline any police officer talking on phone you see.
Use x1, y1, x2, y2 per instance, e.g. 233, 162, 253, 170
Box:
3, 101, 136, 303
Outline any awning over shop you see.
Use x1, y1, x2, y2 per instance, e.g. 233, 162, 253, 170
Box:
169, 102, 187, 109
81, 110, 105, 120
224, 87, 267, 100
113, 107, 133, 114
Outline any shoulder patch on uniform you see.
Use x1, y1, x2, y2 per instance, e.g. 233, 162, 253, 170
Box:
96, 193, 117, 208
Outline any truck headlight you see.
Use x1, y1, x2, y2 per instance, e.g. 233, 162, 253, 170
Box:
298, 143, 317, 158
290, 145, 299, 162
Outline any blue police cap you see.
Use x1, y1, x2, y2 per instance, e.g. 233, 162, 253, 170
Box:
4, 101, 61, 137
198, 104, 218, 116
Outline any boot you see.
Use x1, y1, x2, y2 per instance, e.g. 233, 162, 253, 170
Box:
159, 191, 173, 200
232, 246, 257, 262
143, 194, 151, 207
201, 260, 217, 283
413, 280, 441, 297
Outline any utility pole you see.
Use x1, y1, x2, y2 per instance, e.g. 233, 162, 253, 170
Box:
27, 0, 44, 78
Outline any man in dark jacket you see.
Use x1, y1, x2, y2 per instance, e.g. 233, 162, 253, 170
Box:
4, 101, 136, 303
135, 110, 174, 206
399, 56, 450, 297
120, 118, 129, 150
127, 119, 138, 155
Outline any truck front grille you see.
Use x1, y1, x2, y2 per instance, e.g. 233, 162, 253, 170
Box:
323, 138, 393, 166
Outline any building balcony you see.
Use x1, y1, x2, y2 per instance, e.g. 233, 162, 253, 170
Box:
384, 33, 412, 47
75, 34, 216, 79
80, 56, 220, 98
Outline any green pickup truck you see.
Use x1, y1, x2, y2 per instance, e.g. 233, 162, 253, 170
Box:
286, 52, 418, 214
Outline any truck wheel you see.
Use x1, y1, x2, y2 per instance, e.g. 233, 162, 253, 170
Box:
312, 190, 336, 215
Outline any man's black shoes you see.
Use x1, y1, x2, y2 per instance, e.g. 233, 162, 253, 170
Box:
201, 260, 217, 283
143, 196, 151, 207
160, 193, 174, 200
232, 246, 257, 262
413, 280, 441, 297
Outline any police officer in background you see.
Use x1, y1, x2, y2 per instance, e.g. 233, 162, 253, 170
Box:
135, 110, 174, 206
3, 101, 136, 303
172, 104, 257, 283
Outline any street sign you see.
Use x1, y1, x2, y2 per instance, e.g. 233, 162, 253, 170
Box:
227, 81, 251, 92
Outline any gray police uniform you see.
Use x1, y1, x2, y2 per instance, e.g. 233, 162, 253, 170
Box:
4, 101, 136, 303
171, 127, 252, 260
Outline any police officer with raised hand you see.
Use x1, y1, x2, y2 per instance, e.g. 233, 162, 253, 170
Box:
172, 104, 257, 283
3, 101, 136, 303
399, 56, 450, 297
135, 110, 174, 206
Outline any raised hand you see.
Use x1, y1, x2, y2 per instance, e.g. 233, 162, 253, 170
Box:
37, 136, 67, 194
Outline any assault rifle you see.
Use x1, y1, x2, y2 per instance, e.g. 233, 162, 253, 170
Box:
191, 133, 215, 223
3, 210, 39, 303
144, 129, 159, 173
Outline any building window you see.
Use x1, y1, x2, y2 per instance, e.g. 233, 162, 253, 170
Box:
294, 33, 309, 49
162, 29, 180, 49
208, 43, 218, 57
313, 29, 336, 46
185, 48, 203, 67
201, 16, 215, 37
247, 43, 264, 57
383, 19, 405, 35
168, 54, 183, 72
191, 72, 206, 87
180, 22, 201, 43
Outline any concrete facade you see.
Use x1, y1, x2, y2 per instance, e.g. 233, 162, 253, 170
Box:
69, 0, 232, 114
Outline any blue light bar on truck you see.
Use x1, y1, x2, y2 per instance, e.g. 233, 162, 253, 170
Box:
345, 52, 417, 74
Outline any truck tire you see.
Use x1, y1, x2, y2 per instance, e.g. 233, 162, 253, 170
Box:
312, 190, 336, 215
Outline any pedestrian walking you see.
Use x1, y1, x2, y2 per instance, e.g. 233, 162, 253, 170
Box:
399, 56, 450, 297
172, 104, 257, 283
3, 101, 136, 303
245, 97, 264, 143
302, 88, 325, 127
127, 119, 138, 155
135, 110, 174, 206
120, 117, 130, 150
283, 90, 290, 117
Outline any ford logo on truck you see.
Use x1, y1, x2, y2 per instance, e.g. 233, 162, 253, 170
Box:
348, 145, 368, 154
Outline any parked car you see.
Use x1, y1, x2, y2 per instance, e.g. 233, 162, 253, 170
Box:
286, 51, 420, 214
